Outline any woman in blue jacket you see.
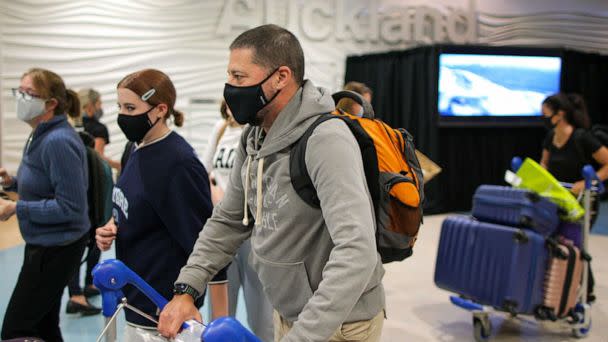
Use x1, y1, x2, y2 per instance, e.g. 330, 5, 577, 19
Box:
0, 68, 89, 342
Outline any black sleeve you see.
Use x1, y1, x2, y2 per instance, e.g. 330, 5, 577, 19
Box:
580, 130, 603, 156
78, 131, 95, 148
210, 265, 228, 283
542, 130, 554, 150
88, 122, 110, 144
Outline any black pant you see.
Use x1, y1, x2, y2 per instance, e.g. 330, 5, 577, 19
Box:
1, 234, 87, 342
67, 230, 100, 297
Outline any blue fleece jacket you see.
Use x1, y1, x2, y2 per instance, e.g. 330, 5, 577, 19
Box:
8, 115, 89, 246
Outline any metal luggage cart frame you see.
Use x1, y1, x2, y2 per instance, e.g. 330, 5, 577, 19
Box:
92, 259, 262, 342
92, 259, 194, 342
449, 158, 603, 341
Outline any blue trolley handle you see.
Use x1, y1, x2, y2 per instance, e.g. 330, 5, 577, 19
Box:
582, 165, 605, 194
511, 156, 523, 173
511, 157, 604, 194
92, 259, 189, 330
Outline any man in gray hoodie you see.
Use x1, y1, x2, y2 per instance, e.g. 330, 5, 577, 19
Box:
158, 24, 385, 342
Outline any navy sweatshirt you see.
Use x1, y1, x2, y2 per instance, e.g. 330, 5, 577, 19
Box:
113, 132, 218, 327
7, 115, 89, 246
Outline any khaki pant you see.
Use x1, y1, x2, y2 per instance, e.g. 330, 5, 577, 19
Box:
274, 310, 384, 342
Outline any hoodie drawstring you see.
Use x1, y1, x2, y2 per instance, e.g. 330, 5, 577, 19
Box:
255, 157, 265, 225
242, 155, 252, 226
241, 155, 265, 227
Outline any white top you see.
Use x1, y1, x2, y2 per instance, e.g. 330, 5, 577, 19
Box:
202, 120, 243, 190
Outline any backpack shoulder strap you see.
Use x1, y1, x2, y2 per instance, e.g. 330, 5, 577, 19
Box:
290, 113, 379, 209
290, 114, 337, 208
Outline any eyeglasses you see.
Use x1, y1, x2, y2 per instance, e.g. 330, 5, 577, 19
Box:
11, 88, 43, 101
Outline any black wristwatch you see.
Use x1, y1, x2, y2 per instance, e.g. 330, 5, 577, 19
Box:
173, 283, 200, 300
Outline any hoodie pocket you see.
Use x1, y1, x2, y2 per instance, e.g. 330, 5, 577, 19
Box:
250, 249, 313, 321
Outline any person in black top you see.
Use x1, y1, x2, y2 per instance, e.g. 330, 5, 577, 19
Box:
65, 90, 104, 316
541, 93, 608, 197
540, 92, 608, 302
78, 88, 121, 170
95, 69, 227, 337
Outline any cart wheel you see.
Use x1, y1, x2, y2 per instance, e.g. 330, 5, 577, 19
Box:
473, 317, 491, 341
571, 304, 591, 338
571, 311, 584, 324
534, 306, 548, 321
572, 318, 591, 338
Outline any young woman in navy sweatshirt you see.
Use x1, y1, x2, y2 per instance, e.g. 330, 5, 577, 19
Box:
95, 69, 227, 338
0, 68, 89, 342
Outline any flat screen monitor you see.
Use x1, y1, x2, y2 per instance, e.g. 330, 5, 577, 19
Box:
437, 46, 562, 127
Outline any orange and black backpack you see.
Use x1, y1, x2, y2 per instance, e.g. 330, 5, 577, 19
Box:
290, 90, 424, 263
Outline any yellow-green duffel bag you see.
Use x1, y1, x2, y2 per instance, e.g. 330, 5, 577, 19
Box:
515, 158, 584, 222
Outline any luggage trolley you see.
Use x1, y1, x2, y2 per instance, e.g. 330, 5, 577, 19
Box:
445, 159, 602, 341
93, 259, 262, 342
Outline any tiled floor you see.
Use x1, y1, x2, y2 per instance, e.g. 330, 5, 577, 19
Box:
0, 209, 607, 341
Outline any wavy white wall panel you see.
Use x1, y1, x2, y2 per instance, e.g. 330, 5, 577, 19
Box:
478, 11, 608, 54
1, 0, 607, 172
0, 0, 470, 171
1, 1, 231, 172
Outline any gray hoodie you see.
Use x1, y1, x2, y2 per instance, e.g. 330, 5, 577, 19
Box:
177, 80, 385, 341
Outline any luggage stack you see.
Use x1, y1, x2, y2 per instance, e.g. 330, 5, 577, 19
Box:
434, 185, 586, 340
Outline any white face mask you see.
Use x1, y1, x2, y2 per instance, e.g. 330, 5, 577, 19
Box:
16, 97, 46, 122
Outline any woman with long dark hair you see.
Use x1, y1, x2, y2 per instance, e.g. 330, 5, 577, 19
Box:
540, 92, 608, 302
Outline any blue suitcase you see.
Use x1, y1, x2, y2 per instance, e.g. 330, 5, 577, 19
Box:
434, 216, 548, 315
472, 185, 559, 236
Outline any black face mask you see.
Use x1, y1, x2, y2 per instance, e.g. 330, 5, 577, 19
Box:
117, 107, 159, 143
223, 68, 281, 126
542, 115, 555, 130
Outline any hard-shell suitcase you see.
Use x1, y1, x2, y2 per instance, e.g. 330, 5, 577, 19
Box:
472, 185, 559, 236
542, 240, 583, 319
434, 215, 548, 314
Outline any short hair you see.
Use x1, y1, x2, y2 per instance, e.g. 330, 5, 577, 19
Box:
344, 81, 372, 97
337, 81, 373, 115
78, 88, 101, 109
230, 24, 305, 85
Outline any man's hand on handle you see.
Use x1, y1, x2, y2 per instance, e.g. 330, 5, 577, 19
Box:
158, 294, 202, 338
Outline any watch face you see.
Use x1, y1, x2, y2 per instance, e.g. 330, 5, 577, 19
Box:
174, 284, 188, 293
